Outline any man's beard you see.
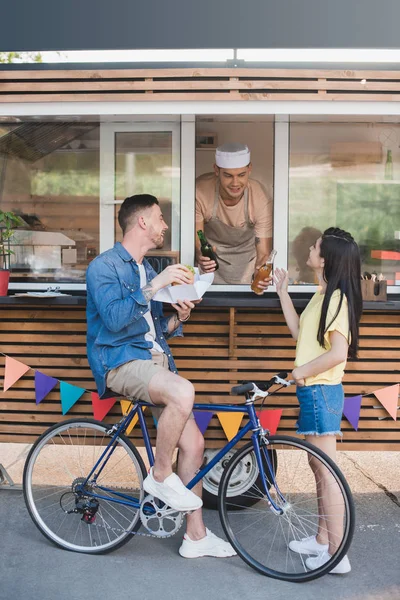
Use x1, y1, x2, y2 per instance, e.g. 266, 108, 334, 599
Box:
151, 234, 165, 249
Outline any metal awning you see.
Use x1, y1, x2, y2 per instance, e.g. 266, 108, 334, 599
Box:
0, 122, 98, 162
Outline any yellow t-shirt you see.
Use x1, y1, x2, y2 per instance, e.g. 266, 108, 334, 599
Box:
195, 173, 272, 239
295, 290, 350, 386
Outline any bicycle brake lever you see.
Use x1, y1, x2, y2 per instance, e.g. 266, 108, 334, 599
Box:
274, 375, 292, 387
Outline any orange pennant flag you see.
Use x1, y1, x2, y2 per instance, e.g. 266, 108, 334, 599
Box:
3, 356, 30, 391
120, 400, 145, 435
216, 412, 244, 441
374, 384, 399, 420
257, 409, 283, 435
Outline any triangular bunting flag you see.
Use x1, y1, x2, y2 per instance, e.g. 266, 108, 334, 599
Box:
35, 371, 58, 405
60, 381, 85, 415
3, 356, 30, 391
342, 395, 362, 430
193, 411, 214, 435
216, 412, 244, 441
91, 392, 117, 421
120, 400, 145, 435
374, 384, 399, 420
257, 409, 283, 435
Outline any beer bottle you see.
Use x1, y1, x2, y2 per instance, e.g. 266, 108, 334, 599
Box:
197, 230, 219, 270
251, 249, 277, 295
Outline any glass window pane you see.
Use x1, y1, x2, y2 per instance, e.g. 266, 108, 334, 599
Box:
195, 116, 274, 286
0, 119, 99, 283
288, 120, 400, 285
114, 131, 177, 256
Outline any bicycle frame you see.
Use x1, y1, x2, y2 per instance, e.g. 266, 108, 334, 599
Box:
80, 397, 285, 514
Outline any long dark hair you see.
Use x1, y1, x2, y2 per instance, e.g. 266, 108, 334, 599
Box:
317, 227, 362, 358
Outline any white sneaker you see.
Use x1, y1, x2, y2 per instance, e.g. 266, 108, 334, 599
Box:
289, 535, 329, 555
179, 528, 237, 559
143, 467, 203, 512
306, 551, 351, 574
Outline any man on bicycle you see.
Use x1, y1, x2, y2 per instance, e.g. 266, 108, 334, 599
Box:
86, 193, 235, 559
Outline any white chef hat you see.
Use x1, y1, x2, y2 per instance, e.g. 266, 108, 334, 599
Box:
215, 143, 251, 169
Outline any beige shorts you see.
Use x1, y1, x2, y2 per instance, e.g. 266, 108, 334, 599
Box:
106, 351, 169, 405
106, 351, 194, 422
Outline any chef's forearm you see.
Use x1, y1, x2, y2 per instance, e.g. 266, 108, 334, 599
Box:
255, 237, 272, 269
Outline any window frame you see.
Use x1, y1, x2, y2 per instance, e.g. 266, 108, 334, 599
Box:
1, 102, 399, 294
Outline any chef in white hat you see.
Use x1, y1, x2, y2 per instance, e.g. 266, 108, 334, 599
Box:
195, 142, 273, 286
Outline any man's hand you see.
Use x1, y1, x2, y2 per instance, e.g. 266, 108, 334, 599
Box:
151, 264, 194, 292
291, 368, 305, 387
171, 298, 201, 323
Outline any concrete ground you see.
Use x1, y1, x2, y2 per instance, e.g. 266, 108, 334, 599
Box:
0, 450, 399, 600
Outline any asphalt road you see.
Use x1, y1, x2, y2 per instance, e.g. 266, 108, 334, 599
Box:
1, 483, 399, 600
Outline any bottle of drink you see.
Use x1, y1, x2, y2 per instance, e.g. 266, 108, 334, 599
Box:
251, 249, 277, 295
384, 149, 393, 180
197, 230, 219, 270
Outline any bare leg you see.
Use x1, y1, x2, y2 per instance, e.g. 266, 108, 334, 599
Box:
306, 434, 344, 555
176, 418, 206, 540
148, 370, 195, 482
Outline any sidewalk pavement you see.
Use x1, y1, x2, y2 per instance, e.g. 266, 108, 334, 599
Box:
0, 451, 399, 600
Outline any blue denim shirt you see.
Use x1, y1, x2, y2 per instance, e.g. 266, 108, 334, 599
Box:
86, 242, 182, 397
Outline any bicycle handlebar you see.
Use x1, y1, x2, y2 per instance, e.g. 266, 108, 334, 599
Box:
231, 372, 289, 396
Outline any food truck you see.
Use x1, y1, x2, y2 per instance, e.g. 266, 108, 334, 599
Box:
0, 64, 399, 502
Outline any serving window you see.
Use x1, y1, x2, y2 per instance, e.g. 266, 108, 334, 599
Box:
288, 117, 400, 287
195, 115, 274, 286
0, 112, 399, 293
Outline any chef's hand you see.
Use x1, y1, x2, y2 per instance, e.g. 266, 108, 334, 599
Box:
252, 267, 272, 292
197, 248, 217, 274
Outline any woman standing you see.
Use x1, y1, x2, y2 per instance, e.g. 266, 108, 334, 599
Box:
275, 227, 362, 574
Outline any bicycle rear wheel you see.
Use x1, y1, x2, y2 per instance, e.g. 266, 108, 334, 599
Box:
218, 436, 355, 582
23, 419, 147, 554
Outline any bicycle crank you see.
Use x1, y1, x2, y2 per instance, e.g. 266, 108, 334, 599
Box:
139, 494, 184, 537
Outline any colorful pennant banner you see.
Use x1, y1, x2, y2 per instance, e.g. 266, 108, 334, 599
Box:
60, 381, 85, 415
91, 392, 117, 421
216, 412, 244, 441
35, 371, 58, 405
193, 411, 214, 435
343, 395, 362, 431
120, 401, 146, 435
257, 409, 283, 436
3, 357, 30, 392
1, 353, 399, 434
374, 384, 399, 421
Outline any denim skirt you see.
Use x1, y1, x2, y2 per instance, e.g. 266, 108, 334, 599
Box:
296, 383, 344, 436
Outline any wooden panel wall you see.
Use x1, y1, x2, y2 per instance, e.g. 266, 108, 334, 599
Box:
0, 305, 399, 450
2, 68, 400, 102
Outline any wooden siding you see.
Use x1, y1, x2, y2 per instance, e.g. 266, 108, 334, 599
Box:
2, 68, 400, 102
0, 305, 398, 450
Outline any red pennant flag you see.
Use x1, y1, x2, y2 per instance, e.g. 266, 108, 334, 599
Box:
91, 392, 117, 421
3, 356, 30, 391
374, 384, 399, 420
257, 409, 283, 435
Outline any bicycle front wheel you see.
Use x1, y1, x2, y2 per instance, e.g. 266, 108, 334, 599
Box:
218, 436, 355, 582
23, 419, 147, 554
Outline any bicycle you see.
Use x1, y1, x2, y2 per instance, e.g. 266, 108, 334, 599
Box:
23, 372, 355, 583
